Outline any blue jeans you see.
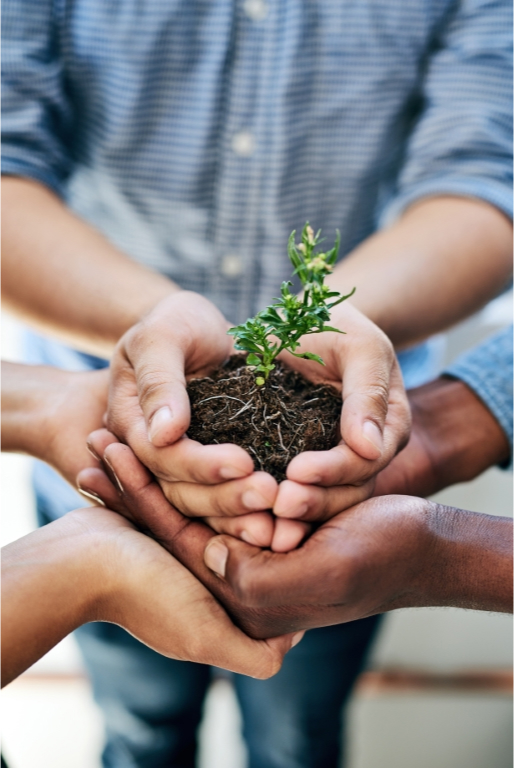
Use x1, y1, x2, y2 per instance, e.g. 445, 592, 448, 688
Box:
37, 499, 380, 768
74, 620, 380, 768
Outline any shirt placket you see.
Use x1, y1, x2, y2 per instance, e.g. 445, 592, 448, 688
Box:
210, 0, 274, 324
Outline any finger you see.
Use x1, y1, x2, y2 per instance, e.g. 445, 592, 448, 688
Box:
103, 443, 313, 638
87, 428, 122, 461
118, 326, 192, 448
204, 534, 318, 609
274, 478, 374, 522
76, 467, 122, 513
379, 361, 412, 459
106, 361, 255, 484
204, 512, 275, 548
287, 441, 377, 487
212, 630, 305, 680
159, 471, 278, 517
270, 518, 310, 553
339, 337, 395, 461
130, 433, 254, 485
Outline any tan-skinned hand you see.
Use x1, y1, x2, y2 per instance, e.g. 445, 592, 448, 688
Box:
2, 505, 302, 685
105, 291, 410, 549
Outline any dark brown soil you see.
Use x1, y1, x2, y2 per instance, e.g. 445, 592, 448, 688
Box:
187, 355, 341, 481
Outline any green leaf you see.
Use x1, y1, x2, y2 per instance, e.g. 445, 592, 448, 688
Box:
259, 307, 283, 325
246, 353, 262, 366
287, 231, 301, 269
290, 350, 326, 365
235, 339, 263, 353
328, 286, 356, 308
326, 230, 340, 265
319, 325, 345, 334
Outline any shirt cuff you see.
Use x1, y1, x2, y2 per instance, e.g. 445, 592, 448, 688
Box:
381, 177, 513, 227
2, 154, 65, 198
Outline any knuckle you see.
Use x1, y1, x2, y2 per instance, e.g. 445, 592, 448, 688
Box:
213, 488, 233, 518
254, 654, 282, 680
126, 320, 150, 352
232, 562, 264, 607
365, 383, 389, 415
137, 370, 169, 406
165, 486, 188, 515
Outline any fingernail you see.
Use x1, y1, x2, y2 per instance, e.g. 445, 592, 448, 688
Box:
362, 421, 383, 454
291, 631, 305, 649
148, 406, 173, 444
86, 442, 101, 461
78, 487, 106, 507
102, 456, 124, 493
240, 530, 260, 546
242, 489, 269, 511
204, 540, 229, 578
219, 465, 248, 480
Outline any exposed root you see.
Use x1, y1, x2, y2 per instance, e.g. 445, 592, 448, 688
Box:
187, 355, 340, 481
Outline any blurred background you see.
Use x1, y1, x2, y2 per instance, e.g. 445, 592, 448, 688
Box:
1, 296, 512, 768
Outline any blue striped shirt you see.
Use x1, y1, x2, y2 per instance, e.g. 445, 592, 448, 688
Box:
3, 0, 512, 329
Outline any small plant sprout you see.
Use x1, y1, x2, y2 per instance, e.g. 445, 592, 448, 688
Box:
228, 223, 356, 385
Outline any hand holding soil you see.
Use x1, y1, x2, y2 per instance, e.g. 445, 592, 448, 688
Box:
186, 225, 411, 525
103, 225, 410, 545
79, 430, 314, 639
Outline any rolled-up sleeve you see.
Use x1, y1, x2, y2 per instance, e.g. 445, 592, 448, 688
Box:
444, 326, 513, 463
2, 0, 73, 196
383, 0, 513, 223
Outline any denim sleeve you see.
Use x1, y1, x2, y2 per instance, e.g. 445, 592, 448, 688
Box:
382, 0, 513, 223
1, 0, 72, 196
444, 326, 513, 464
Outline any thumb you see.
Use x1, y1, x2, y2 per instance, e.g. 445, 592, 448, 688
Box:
221, 630, 305, 680
123, 332, 192, 448
340, 347, 394, 461
203, 534, 311, 609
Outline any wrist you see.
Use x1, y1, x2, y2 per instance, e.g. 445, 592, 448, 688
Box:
58, 509, 125, 625
1, 508, 113, 681
409, 377, 510, 493
1, 362, 55, 456
420, 502, 513, 612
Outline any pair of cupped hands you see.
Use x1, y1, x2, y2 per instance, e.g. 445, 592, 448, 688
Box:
46, 291, 430, 665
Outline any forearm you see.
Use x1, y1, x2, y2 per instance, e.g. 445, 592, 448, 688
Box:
328, 196, 512, 347
421, 503, 513, 613
2, 177, 178, 356
1, 361, 50, 454
1, 514, 109, 686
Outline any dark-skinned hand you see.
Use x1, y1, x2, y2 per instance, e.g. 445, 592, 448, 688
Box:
77, 430, 349, 639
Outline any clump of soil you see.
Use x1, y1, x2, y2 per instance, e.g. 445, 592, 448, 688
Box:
187, 355, 341, 482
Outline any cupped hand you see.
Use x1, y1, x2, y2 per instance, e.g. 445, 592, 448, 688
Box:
20, 366, 120, 510
77, 435, 317, 639
68, 506, 301, 678
273, 302, 411, 524
82, 429, 310, 553
105, 291, 307, 549
203, 494, 433, 628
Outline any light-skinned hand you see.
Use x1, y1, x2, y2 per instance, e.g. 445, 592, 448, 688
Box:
2, 505, 302, 685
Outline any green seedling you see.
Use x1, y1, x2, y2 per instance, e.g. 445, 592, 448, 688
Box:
228, 223, 355, 385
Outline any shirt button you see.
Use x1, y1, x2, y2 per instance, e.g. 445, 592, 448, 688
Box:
243, 0, 268, 21
231, 130, 255, 157
221, 254, 244, 277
